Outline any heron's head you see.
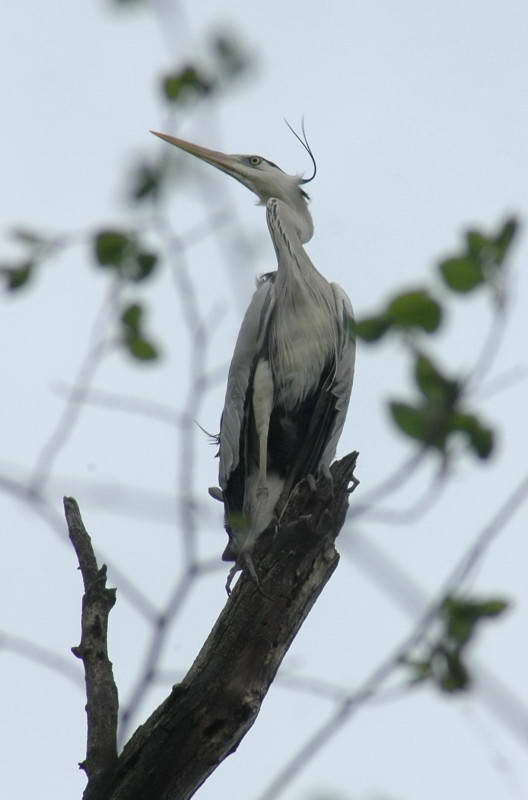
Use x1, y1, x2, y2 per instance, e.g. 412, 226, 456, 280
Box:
150, 131, 311, 210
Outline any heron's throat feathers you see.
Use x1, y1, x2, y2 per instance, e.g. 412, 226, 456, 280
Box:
266, 196, 313, 249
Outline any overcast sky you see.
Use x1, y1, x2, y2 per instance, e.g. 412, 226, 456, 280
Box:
1, 2, 528, 799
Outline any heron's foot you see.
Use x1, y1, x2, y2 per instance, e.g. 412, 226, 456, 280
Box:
225, 551, 272, 600
225, 561, 239, 595
208, 486, 224, 502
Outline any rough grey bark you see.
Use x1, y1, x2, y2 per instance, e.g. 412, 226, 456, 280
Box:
65, 497, 119, 800
104, 451, 359, 800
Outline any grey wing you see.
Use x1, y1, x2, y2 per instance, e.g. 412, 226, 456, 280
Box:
318, 282, 356, 469
218, 276, 275, 490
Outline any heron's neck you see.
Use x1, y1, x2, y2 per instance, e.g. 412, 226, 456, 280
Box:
266, 191, 313, 242
266, 197, 322, 293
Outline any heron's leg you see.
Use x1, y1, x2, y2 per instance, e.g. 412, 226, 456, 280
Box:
252, 360, 274, 499
319, 463, 334, 499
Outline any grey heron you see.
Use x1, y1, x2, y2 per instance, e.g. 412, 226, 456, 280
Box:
151, 128, 355, 592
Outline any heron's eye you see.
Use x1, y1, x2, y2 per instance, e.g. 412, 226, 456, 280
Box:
249, 156, 261, 166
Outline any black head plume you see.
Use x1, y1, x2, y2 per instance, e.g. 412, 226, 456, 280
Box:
284, 117, 317, 185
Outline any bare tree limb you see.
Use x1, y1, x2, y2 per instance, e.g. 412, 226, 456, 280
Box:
103, 451, 358, 800
64, 497, 119, 799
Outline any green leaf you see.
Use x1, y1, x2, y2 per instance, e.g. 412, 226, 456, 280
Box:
436, 650, 471, 693
465, 230, 488, 256
124, 334, 159, 361
161, 65, 212, 104
133, 251, 158, 282
212, 34, 249, 78
389, 401, 430, 441
439, 255, 483, 292
1, 261, 33, 291
443, 595, 509, 644
414, 354, 459, 405
94, 230, 130, 267
441, 218, 518, 296
352, 314, 391, 342
494, 216, 518, 264
121, 302, 142, 332
120, 302, 159, 362
450, 413, 494, 459
477, 598, 510, 616
386, 289, 442, 333
130, 162, 162, 202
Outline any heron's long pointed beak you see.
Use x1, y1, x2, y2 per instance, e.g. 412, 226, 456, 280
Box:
150, 130, 235, 175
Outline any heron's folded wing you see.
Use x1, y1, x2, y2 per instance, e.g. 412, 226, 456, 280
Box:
275, 283, 355, 505
318, 282, 356, 468
218, 276, 276, 489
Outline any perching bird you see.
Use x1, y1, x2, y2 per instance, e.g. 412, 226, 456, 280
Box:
151, 127, 355, 592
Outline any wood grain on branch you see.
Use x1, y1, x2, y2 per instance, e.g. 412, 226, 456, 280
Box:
64, 496, 118, 800
107, 451, 359, 800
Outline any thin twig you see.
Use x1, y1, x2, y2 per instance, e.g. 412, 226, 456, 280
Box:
466, 303, 508, 392
359, 466, 448, 525
471, 364, 528, 400
54, 384, 185, 429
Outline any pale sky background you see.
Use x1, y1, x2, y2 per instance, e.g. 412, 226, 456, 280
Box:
1, 1, 528, 799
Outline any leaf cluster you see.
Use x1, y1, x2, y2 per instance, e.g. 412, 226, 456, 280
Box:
160, 34, 250, 106
407, 594, 509, 693
439, 217, 517, 298
120, 302, 159, 361
0, 228, 61, 293
93, 230, 158, 283
93, 230, 160, 361
390, 354, 493, 459
352, 218, 519, 460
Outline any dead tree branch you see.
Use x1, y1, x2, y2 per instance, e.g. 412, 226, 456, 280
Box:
101, 451, 358, 800
64, 497, 119, 800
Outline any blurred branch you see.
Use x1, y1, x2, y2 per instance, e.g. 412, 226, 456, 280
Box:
55, 384, 186, 429
65, 496, 119, 799
345, 532, 528, 747
470, 363, 528, 400
114, 200, 226, 744
356, 466, 447, 525
29, 281, 121, 493
0, 470, 159, 622
258, 470, 528, 800
466, 300, 508, 392
0, 629, 83, 688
